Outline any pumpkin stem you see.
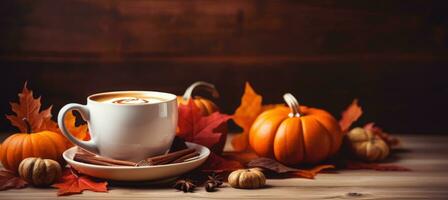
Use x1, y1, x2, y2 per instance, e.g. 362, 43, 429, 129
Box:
182, 81, 219, 101
283, 93, 301, 117
22, 118, 32, 133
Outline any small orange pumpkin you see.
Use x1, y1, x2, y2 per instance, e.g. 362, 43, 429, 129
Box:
177, 81, 219, 116
249, 93, 342, 166
0, 119, 67, 172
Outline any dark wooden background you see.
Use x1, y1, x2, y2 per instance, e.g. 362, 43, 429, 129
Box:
1, 0, 447, 134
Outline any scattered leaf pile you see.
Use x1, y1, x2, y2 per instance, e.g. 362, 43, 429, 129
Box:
0, 81, 411, 196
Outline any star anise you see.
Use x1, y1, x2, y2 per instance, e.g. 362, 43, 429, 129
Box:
204, 173, 223, 192
208, 173, 223, 186
173, 179, 196, 193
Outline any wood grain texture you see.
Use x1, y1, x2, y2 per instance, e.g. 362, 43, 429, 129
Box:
0, 0, 447, 60
0, 134, 447, 199
0, 0, 447, 134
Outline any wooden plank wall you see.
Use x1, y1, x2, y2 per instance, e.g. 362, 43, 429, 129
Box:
0, 0, 447, 133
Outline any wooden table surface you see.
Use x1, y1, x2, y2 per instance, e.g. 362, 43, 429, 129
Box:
0, 134, 447, 199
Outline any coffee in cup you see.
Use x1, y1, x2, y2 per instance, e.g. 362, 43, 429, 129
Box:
58, 91, 178, 162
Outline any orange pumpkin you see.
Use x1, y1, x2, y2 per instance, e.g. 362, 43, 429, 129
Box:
249, 93, 342, 166
177, 81, 219, 115
0, 120, 67, 172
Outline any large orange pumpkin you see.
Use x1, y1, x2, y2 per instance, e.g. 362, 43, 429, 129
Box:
0, 120, 67, 172
177, 81, 219, 116
249, 93, 342, 166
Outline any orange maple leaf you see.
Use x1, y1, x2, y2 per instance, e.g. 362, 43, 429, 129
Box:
5, 82, 89, 148
231, 82, 263, 152
62, 111, 90, 147
5, 82, 57, 133
339, 99, 363, 133
231, 83, 284, 152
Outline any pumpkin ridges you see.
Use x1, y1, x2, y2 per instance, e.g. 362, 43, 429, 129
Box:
31, 134, 52, 161
53, 133, 68, 160
346, 128, 389, 162
228, 168, 266, 189
311, 117, 336, 160
40, 131, 61, 160
0, 134, 19, 170
273, 117, 304, 165
39, 132, 59, 162
45, 159, 61, 186
1, 130, 68, 172
178, 81, 219, 116
249, 94, 342, 166
19, 157, 62, 186
20, 157, 35, 183
305, 108, 342, 156
249, 109, 288, 157
21, 135, 33, 161
366, 142, 376, 160
193, 100, 207, 115
300, 116, 331, 164
32, 158, 44, 185
305, 108, 342, 133
1, 134, 15, 169
52, 132, 69, 157
8, 134, 26, 171
33, 133, 57, 161
197, 98, 218, 115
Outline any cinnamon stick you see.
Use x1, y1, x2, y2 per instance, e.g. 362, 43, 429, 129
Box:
172, 152, 200, 163
74, 154, 121, 166
73, 148, 198, 167
74, 153, 136, 166
147, 148, 196, 165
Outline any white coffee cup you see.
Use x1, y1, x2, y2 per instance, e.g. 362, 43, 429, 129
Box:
57, 91, 178, 162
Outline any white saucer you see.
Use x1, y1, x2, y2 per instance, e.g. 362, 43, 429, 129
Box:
63, 142, 210, 182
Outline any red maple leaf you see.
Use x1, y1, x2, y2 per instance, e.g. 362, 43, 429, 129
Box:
177, 100, 231, 154
52, 168, 108, 196
0, 170, 28, 191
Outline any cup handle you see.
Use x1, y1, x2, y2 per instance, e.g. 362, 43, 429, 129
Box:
58, 103, 98, 154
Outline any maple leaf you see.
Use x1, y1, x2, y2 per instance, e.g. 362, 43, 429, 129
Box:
6, 82, 57, 133
231, 82, 263, 152
231, 82, 283, 152
62, 111, 90, 147
0, 170, 28, 191
52, 168, 108, 196
177, 100, 231, 154
339, 99, 363, 133
247, 157, 334, 179
201, 153, 243, 173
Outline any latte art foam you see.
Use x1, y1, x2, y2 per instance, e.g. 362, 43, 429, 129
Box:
92, 93, 167, 104
112, 97, 149, 104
